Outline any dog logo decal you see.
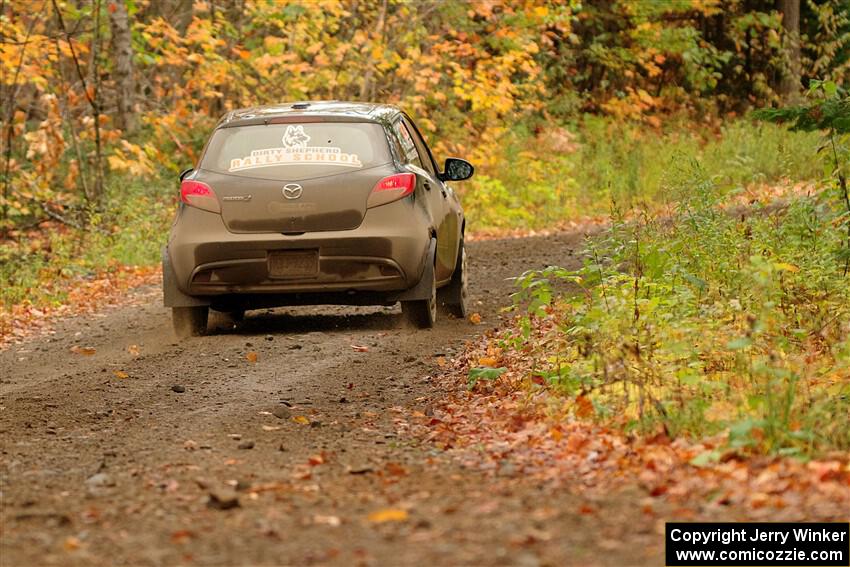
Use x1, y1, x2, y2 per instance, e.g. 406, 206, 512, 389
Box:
282, 125, 310, 148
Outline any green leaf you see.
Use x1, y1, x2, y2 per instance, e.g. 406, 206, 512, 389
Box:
823, 81, 838, 98
467, 367, 507, 389
689, 449, 722, 467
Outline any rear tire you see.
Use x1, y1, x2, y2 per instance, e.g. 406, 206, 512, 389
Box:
172, 306, 208, 338
401, 266, 436, 329
438, 239, 468, 318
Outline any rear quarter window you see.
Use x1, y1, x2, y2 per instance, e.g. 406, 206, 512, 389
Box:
200, 122, 391, 180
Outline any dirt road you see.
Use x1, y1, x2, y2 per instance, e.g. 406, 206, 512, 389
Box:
1, 233, 663, 567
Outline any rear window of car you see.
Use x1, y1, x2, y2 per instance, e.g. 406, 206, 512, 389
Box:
200, 122, 391, 180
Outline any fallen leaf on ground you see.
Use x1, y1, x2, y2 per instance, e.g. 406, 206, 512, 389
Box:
384, 462, 408, 476
314, 515, 341, 526
113, 370, 129, 379
127, 344, 140, 356
246, 351, 258, 363
575, 394, 594, 418
367, 508, 408, 523
170, 530, 193, 544
70, 346, 96, 355
292, 415, 310, 425
469, 313, 482, 324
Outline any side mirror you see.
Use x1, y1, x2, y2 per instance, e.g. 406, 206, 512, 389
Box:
439, 158, 474, 182
179, 167, 194, 181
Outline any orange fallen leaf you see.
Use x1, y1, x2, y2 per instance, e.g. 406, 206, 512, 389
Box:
292, 415, 310, 425
469, 313, 482, 324
70, 345, 96, 355
478, 356, 498, 368
385, 462, 408, 476
575, 395, 594, 419
127, 344, 140, 356
436, 356, 446, 367
246, 351, 258, 363
171, 530, 193, 544
308, 454, 325, 466
566, 433, 588, 452
113, 370, 129, 379
367, 508, 408, 523
63, 536, 81, 551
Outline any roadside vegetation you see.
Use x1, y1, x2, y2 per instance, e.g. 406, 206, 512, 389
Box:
487, 81, 850, 458
462, 118, 822, 230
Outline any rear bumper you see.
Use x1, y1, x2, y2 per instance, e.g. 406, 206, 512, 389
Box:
188, 254, 406, 294
166, 200, 431, 300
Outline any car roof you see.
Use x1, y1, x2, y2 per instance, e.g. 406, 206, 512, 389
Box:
217, 101, 402, 128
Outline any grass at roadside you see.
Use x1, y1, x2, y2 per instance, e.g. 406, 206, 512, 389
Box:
0, 177, 173, 311
460, 118, 821, 230
484, 165, 850, 457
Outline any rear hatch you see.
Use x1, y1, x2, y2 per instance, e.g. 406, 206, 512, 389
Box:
198, 121, 394, 233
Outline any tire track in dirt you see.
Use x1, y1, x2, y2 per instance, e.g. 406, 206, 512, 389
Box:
1, 231, 664, 567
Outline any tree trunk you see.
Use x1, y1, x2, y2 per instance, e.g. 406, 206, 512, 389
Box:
90, 0, 104, 208
779, 0, 801, 100
359, 0, 387, 102
172, 0, 194, 34
108, 0, 135, 135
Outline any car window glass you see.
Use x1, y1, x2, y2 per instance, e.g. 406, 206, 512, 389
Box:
402, 117, 437, 176
200, 122, 391, 180
393, 120, 422, 169
387, 129, 405, 163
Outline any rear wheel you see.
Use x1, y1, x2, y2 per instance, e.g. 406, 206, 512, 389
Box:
401, 266, 436, 329
438, 239, 468, 318
172, 306, 209, 338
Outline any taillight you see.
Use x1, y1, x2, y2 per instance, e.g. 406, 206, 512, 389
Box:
367, 173, 416, 209
180, 180, 221, 213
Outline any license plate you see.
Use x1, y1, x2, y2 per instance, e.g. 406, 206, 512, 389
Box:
268, 250, 318, 279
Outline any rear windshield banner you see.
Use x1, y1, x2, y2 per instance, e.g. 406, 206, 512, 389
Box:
228, 125, 363, 172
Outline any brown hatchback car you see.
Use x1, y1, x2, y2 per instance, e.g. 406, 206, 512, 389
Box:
163, 101, 473, 337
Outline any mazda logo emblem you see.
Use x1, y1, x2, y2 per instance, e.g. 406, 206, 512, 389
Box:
282, 183, 303, 199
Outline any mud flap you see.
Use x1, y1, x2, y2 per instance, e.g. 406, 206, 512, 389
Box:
390, 238, 436, 302
162, 246, 210, 308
